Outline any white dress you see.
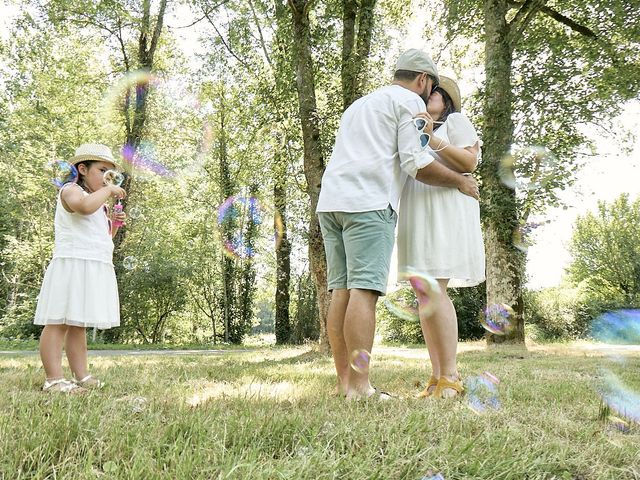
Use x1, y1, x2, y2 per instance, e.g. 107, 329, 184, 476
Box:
34, 184, 120, 329
396, 113, 486, 288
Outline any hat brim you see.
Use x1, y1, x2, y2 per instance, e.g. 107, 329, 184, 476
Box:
70, 154, 120, 170
438, 76, 462, 113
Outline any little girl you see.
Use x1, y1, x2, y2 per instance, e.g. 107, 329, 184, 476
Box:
35, 143, 126, 393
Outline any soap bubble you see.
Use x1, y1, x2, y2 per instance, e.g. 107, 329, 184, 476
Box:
217, 195, 284, 259
47, 160, 78, 188
481, 303, 515, 335
466, 371, 501, 414
103, 169, 124, 186
349, 349, 371, 374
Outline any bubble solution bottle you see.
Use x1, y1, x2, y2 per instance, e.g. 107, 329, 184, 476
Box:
112, 201, 124, 228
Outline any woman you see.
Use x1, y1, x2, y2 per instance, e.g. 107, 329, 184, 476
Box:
397, 76, 485, 399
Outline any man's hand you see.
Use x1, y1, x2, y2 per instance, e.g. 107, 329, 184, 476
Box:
458, 174, 479, 200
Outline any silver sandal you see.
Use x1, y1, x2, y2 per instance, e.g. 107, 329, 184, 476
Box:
43, 378, 86, 394
73, 375, 104, 389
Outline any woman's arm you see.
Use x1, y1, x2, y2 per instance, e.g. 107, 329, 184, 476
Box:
429, 135, 480, 174
61, 184, 126, 215
414, 112, 480, 174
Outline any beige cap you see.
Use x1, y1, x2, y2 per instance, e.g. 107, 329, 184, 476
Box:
395, 49, 440, 84
69, 143, 120, 170
438, 76, 462, 112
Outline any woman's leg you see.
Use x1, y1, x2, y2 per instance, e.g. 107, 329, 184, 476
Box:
65, 326, 89, 380
40, 324, 69, 379
423, 279, 460, 397
420, 309, 440, 376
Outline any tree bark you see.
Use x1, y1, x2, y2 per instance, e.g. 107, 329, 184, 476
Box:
341, 0, 377, 109
481, 0, 525, 344
274, 148, 292, 344
288, 0, 330, 349
113, 0, 167, 251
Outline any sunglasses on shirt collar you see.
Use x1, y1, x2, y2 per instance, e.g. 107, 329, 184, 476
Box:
413, 118, 431, 148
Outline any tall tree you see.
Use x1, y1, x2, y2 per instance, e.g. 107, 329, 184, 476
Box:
440, 0, 640, 344
287, 0, 330, 347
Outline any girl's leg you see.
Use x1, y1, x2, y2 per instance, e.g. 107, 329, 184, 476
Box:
65, 326, 89, 380
40, 325, 69, 379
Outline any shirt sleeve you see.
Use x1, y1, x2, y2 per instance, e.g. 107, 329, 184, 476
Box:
396, 99, 435, 178
446, 113, 482, 149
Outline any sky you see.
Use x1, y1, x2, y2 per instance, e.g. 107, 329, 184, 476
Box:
2, 0, 639, 290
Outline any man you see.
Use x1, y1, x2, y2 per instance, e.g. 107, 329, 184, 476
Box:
316, 49, 479, 400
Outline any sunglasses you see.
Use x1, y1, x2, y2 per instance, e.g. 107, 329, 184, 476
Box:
412, 118, 431, 148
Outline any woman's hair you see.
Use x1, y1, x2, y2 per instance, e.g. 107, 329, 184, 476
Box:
75, 160, 96, 189
433, 86, 456, 125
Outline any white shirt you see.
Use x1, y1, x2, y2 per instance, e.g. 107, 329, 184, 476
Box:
316, 85, 434, 213
53, 184, 115, 265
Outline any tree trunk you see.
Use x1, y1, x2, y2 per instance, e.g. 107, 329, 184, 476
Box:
274, 150, 292, 344
288, 0, 330, 349
341, 0, 377, 109
113, 0, 167, 251
481, 0, 525, 344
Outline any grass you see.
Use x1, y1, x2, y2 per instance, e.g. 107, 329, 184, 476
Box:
1, 341, 639, 479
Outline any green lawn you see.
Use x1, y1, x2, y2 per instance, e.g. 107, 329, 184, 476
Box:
1, 342, 638, 479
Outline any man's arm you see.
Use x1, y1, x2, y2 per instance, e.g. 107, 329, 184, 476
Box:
415, 161, 479, 200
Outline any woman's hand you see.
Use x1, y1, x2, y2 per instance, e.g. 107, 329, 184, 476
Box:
414, 112, 435, 135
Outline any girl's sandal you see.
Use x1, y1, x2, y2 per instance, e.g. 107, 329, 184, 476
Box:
74, 375, 104, 389
43, 379, 87, 394
433, 376, 464, 399
416, 375, 439, 398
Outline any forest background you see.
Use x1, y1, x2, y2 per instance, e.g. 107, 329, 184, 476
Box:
0, 0, 639, 347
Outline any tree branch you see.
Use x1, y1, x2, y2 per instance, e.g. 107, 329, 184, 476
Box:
507, 0, 547, 50
540, 5, 598, 38
202, 8, 252, 70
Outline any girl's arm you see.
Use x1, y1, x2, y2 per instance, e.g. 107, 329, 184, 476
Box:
428, 135, 480, 174
61, 184, 126, 215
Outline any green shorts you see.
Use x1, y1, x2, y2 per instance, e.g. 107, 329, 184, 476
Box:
318, 206, 397, 296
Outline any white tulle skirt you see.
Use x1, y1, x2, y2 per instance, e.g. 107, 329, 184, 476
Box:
34, 257, 120, 329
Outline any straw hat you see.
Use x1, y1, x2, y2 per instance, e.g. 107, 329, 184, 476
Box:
69, 143, 120, 170
438, 76, 462, 113
395, 49, 440, 84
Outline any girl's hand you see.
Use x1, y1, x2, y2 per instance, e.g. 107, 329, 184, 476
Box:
112, 210, 127, 226
414, 112, 435, 134
108, 185, 127, 200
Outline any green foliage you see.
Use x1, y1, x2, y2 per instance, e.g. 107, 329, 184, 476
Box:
524, 285, 583, 341
569, 194, 640, 300
378, 284, 487, 344
290, 272, 320, 344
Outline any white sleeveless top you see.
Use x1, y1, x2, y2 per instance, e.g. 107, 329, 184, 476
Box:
52, 184, 114, 265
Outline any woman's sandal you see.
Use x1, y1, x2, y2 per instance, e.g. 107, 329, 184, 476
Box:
416, 375, 439, 398
74, 375, 104, 389
43, 378, 87, 394
433, 376, 464, 399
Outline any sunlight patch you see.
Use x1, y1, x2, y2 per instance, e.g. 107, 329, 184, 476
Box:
186, 380, 299, 406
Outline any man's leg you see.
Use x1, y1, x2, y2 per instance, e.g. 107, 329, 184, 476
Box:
317, 211, 349, 394
326, 288, 350, 394
343, 288, 378, 398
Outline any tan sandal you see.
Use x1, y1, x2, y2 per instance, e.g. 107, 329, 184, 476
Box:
43, 378, 87, 394
74, 375, 103, 389
416, 375, 439, 398
433, 375, 464, 399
